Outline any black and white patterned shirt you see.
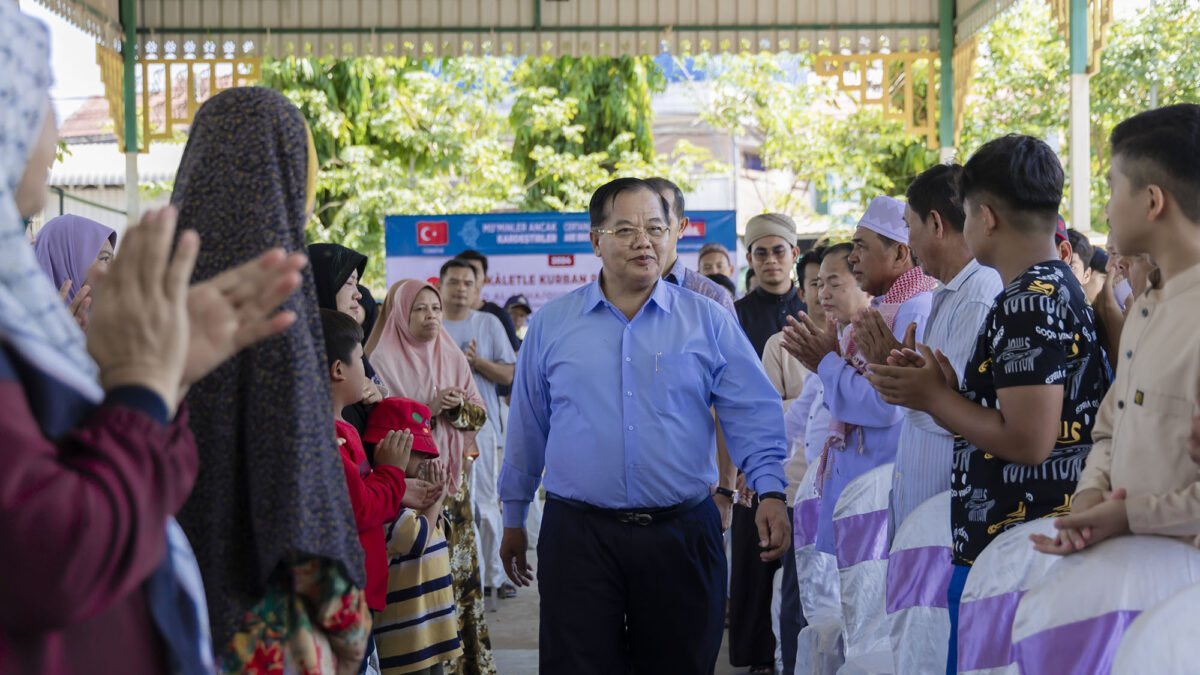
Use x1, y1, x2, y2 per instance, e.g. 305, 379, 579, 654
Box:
950, 260, 1112, 565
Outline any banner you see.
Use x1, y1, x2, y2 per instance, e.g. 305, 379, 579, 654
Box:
385, 211, 737, 311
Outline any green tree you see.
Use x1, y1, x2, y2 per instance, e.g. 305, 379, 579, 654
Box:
696, 50, 937, 229
259, 54, 722, 290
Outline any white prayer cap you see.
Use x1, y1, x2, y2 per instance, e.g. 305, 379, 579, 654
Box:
856, 196, 909, 244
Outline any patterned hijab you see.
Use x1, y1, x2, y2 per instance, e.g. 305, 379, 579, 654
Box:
33, 214, 117, 303
370, 279, 482, 494
308, 243, 366, 312
0, 9, 102, 402
172, 87, 364, 648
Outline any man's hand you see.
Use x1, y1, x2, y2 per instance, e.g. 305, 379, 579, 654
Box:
780, 312, 840, 371
501, 527, 535, 587
853, 309, 914, 367
866, 344, 956, 411
1031, 489, 1129, 555
755, 497, 791, 562
464, 338, 478, 368
181, 247, 307, 387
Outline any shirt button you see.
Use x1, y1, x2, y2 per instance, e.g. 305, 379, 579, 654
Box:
627, 425, 634, 431
625, 357, 631, 362
626, 391, 633, 396
1142, 308, 1149, 317
1126, 350, 1132, 359
1117, 400, 1125, 409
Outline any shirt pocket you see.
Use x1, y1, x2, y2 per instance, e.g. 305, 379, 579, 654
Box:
652, 352, 709, 412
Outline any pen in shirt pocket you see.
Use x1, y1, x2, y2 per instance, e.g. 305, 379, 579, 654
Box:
656, 351, 662, 373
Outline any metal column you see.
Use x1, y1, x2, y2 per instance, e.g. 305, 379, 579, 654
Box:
938, 0, 956, 163
121, 0, 138, 226
1068, 0, 1090, 230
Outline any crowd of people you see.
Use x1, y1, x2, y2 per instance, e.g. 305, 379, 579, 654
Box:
2, 3, 1199, 675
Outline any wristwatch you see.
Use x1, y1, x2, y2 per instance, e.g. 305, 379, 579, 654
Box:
713, 487, 735, 501
759, 491, 787, 503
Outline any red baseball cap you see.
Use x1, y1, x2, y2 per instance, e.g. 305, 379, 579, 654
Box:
364, 397, 439, 456
1055, 214, 1068, 243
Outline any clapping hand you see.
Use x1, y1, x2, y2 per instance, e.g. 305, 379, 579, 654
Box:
375, 429, 414, 470
430, 386, 466, 417
780, 312, 840, 371
58, 280, 92, 331
865, 344, 957, 412
852, 308, 915, 367
464, 338, 478, 369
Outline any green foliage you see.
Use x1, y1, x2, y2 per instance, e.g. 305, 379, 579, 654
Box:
960, 0, 1200, 231
696, 50, 937, 227
260, 54, 720, 290
510, 55, 667, 209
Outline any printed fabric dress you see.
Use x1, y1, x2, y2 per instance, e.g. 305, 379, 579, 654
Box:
444, 471, 499, 675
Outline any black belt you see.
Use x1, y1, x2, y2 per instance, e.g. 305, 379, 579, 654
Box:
546, 492, 711, 526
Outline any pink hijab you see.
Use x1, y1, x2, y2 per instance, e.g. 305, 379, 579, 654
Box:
370, 279, 482, 494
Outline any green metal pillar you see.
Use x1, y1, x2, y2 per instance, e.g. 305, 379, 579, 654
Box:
120, 0, 138, 224
938, 0, 955, 161
1068, 0, 1090, 230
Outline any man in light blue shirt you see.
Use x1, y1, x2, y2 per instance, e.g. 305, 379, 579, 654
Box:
499, 177, 790, 675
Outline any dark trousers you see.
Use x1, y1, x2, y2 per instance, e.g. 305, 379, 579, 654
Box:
779, 506, 806, 674
538, 496, 726, 675
729, 500, 780, 667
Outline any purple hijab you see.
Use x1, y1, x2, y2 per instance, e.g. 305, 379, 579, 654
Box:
33, 215, 116, 302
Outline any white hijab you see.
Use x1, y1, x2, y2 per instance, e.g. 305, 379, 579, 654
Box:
0, 6, 102, 401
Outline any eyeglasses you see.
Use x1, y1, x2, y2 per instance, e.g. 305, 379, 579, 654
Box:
595, 224, 671, 242
751, 245, 791, 261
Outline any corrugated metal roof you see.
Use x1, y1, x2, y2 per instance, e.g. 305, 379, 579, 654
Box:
35, 0, 1016, 59
49, 141, 184, 186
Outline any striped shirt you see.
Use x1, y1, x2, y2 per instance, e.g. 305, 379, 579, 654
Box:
375, 509, 463, 674
889, 259, 1003, 538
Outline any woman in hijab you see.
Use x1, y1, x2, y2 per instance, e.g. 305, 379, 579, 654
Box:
309, 243, 385, 434
368, 279, 497, 675
0, 8, 306, 675
33, 213, 116, 328
173, 87, 371, 675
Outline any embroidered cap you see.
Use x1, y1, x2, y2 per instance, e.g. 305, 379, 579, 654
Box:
856, 196, 910, 245
364, 397, 439, 456
743, 213, 798, 249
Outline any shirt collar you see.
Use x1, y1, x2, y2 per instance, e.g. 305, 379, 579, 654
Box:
665, 256, 686, 285
581, 274, 675, 316
941, 258, 983, 293
753, 284, 798, 303
1151, 259, 1200, 302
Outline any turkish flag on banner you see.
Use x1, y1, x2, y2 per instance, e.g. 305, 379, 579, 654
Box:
417, 221, 448, 246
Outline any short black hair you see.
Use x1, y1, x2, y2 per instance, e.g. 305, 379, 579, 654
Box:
1110, 103, 1200, 223
644, 176, 685, 222
456, 249, 489, 275
589, 177, 670, 229
745, 267, 756, 284
907, 163, 966, 233
797, 245, 827, 280
440, 258, 476, 279
705, 273, 736, 297
320, 308, 363, 367
959, 134, 1064, 234
1067, 229, 1094, 268
823, 242, 854, 262
1089, 248, 1109, 274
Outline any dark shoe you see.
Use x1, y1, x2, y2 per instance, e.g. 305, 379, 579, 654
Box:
499, 582, 518, 599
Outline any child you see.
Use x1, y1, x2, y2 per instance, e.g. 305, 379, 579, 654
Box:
864, 134, 1111, 674
321, 308, 412, 618
366, 398, 463, 675
1028, 104, 1200, 555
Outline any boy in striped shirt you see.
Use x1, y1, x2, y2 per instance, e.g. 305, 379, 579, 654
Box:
367, 399, 463, 675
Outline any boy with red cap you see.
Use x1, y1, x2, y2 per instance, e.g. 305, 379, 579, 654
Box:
321, 309, 412, 616
367, 398, 463, 675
